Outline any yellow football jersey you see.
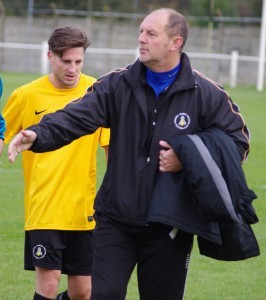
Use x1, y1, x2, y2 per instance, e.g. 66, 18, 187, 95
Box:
3, 74, 109, 230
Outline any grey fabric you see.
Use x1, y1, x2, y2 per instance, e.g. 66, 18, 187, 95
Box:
188, 134, 241, 224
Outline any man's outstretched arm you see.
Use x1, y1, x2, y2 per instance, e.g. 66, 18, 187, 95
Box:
8, 130, 37, 162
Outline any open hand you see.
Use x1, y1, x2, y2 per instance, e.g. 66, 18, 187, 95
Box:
8, 130, 37, 162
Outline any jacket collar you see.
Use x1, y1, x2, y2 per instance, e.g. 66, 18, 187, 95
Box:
123, 53, 197, 92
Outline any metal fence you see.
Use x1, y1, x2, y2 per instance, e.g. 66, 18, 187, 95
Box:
0, 41, 263, 90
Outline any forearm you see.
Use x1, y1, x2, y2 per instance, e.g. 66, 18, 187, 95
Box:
28, 100, 104, 152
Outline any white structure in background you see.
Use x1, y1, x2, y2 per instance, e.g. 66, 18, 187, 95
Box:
0, 41, 260, 88
257, 0, 266, 91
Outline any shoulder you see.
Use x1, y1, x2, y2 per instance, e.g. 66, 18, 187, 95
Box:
193, 69, 229, 98
12, 76, 48, 95
100, 64, 132, 80
80, 73, 96, 85
89, 64, 132, 92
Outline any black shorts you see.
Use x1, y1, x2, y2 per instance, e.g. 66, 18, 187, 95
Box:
24, 230, 93, 275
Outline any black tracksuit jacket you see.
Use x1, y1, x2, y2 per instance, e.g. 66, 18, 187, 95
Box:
29, 53, 250, 226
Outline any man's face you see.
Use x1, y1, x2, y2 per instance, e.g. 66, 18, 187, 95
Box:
138, 11, 174, 71
48, 47, 84, 89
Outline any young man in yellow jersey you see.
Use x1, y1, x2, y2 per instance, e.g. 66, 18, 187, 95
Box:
3, 27, 109, 300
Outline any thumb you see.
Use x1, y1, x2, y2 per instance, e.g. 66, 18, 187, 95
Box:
21, 130, 32, 138
159, 140, 171, 149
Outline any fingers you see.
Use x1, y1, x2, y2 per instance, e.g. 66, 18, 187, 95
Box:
158, 140, 182, 172
8, 147, 18, 163
8, 134, 22, 162
159, 140, 172, 170
159, 156, 167, 172
7, 130, 36, 163
159, 147, 171, 172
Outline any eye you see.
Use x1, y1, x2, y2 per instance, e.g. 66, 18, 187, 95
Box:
147, 30, 156, 37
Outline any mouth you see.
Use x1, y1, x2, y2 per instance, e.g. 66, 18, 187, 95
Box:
139, 48, 148, 55
65, 74, 75, 81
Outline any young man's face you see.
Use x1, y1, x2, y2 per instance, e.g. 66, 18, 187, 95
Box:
138, 12, 173, 70
48, 47, 85, 89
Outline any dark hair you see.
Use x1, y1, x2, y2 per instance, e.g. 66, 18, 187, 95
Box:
48, 26, 91, 57
153, 8, 189, 50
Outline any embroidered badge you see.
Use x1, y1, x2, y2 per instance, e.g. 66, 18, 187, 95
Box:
33, 244, 47, 259
174, 113, 191, 130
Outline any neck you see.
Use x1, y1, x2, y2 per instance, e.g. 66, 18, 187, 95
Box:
144, 54, 181, 73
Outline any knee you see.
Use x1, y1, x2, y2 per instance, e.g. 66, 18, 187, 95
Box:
35, 268, 61, 298
68, 286, 91, 300
38, 279, 59, 298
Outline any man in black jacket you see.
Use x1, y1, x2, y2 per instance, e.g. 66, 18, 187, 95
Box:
8, 8, 250, 300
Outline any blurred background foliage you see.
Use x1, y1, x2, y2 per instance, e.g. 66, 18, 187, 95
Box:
1, 0, 263, 18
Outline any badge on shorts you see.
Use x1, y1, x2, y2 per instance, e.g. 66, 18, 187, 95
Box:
33, 244, 47, 259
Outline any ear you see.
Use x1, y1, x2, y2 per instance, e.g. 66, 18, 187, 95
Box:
47, 50, 53, 63
170, 36, 183, 51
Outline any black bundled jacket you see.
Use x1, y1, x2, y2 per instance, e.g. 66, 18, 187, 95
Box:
148, 128, 259, 261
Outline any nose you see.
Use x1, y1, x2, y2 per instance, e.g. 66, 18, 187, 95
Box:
68, 63, 76, 73
138, 32, 146, 44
